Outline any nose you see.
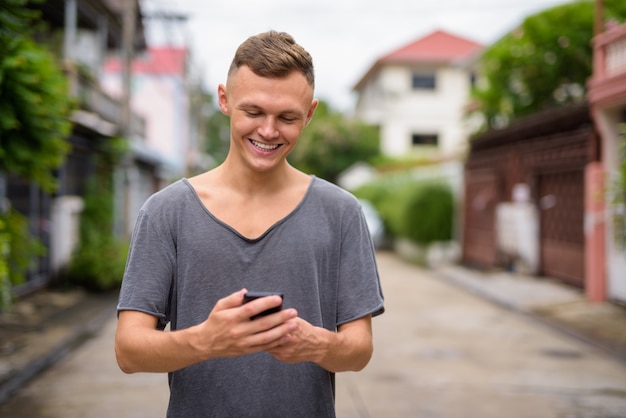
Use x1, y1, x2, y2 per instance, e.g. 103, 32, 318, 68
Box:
258, 116, 279, 139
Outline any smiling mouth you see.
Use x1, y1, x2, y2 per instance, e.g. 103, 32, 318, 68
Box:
250, 139, 281, 151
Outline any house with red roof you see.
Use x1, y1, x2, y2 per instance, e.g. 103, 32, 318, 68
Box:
102, 47, 192, 179
587, 21, 626, 303
353, 29, 482, 157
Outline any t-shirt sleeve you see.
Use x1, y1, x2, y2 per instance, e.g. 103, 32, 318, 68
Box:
117, 208, 175, 329
335, 202, 385, 326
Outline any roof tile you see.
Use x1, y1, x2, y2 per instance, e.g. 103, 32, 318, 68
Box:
381, 29, 483, 63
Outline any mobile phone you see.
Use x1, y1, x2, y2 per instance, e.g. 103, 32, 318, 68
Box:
243, 291, 284, 320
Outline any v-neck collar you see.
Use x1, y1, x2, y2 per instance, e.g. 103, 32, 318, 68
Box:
182, 176, 317, 242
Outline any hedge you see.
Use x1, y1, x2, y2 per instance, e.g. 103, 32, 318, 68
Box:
354, 177, 454, 246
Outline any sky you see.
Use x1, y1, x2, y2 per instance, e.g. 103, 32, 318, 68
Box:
142, 0, 572, 113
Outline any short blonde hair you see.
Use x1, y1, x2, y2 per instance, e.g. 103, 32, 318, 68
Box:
228, 30, 315, 89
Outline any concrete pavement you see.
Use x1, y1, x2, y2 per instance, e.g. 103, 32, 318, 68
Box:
1, 251, 626, 417
337, 253, 626, 417
0, 315, 169, 417
435, 263, 626, 363
0, 289, 118, 405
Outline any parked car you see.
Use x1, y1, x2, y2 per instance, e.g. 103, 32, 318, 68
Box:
359, 199, 386, 249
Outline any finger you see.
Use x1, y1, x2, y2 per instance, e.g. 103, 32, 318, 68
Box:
241, 295, 285, 320
213, 288, 247, 312
244, 311, 295, 336
247, 320, 296, 349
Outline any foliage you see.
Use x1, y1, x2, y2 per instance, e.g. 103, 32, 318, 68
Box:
369, 154, 448, 173
100, 135, 131, 167
0, 0, 41, 37
469, 0, 626, 132
354, 176, 454, 246
0, 218, 8, 311
63, 139, 129, 292
0, 207, 45, 310
204, 94, 231, 164
402, 183, 454, 245
619, 123, 626, 187
611, 124, 626, 250
0, 0, 73, 192
2, 208, 45, 285
63, 172, 129, 292
289, 101, 380, 183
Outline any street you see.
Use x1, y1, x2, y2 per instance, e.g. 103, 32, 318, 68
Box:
2, 251, 626, 417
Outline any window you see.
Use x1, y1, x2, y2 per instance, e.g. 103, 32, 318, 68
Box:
470, 72, 477, 88
412, 73, 436, 90
412, 134, 438, 146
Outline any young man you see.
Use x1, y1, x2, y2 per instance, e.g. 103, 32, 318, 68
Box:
115, 30, 384, 417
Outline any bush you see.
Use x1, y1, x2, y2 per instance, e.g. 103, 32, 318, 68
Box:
0, 207, 45, 310
402, 183, 454, 245
63, 173, 128, 292
0, 218, 10, 311
354, 178, 454, 246
1, 208, 45, 285
65, 236, 128, 292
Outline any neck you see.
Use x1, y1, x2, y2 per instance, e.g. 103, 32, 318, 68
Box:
215, 158, 304, 196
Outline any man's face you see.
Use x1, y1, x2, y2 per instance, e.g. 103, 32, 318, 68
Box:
218, 65, 318, 174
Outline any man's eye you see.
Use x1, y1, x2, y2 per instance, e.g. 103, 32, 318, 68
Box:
244, 110, 261, 117
280, 116, 297, 123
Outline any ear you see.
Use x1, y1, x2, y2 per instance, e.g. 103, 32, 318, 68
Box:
305, 99, 319, 126
217, 84, 229, 116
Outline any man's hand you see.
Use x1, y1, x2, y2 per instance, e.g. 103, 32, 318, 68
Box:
265, 317, 325, 363
115, 289, 297, 374
191, 289, 297, 359
265, 315, 373, 372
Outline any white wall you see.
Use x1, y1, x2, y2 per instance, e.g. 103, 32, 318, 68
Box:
355, 63, 473, 157
100, 73, 189, 177
50, 196, 84, 274
597, 108, 626, 302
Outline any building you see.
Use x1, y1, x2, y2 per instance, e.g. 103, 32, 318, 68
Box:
102, 47, 192, 176
462, 103, 599, 292
587, 21, 626, 304
3, 0, 152, 295
102, 46, 209, 228
353, 29, 483, 157
461, 18, 626, 306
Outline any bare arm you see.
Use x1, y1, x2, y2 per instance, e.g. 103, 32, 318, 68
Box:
267, 315, 374, 372
114, 289, 297, 374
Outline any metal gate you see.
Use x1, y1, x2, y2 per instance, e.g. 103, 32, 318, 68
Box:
463, 170, 499, 268
538, 170, 585, 287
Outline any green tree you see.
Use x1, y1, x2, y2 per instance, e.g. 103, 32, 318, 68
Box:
0, 0, 74, 309
470, 0, 626, 132
63, 137, 129, 292
203, 94, 231, 165
64, 175, 129, 292
0, 0, 73, 193
289, 101, 380, 183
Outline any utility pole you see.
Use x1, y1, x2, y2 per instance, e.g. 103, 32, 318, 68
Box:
143, 10, 188, 46
117, 0, 137, 238
594, 0, 604, 37
121, 0, 136, 138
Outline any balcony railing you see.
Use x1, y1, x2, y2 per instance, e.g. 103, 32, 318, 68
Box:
606, 28, 626, 77
64, 62, 146, 138
588, 22, 626, 108
592, 23, 626, 79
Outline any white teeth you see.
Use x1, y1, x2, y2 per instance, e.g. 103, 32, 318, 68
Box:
251, 140, 279, 151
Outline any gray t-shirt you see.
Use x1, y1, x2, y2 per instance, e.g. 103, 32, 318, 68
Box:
118, 176, 384, 417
